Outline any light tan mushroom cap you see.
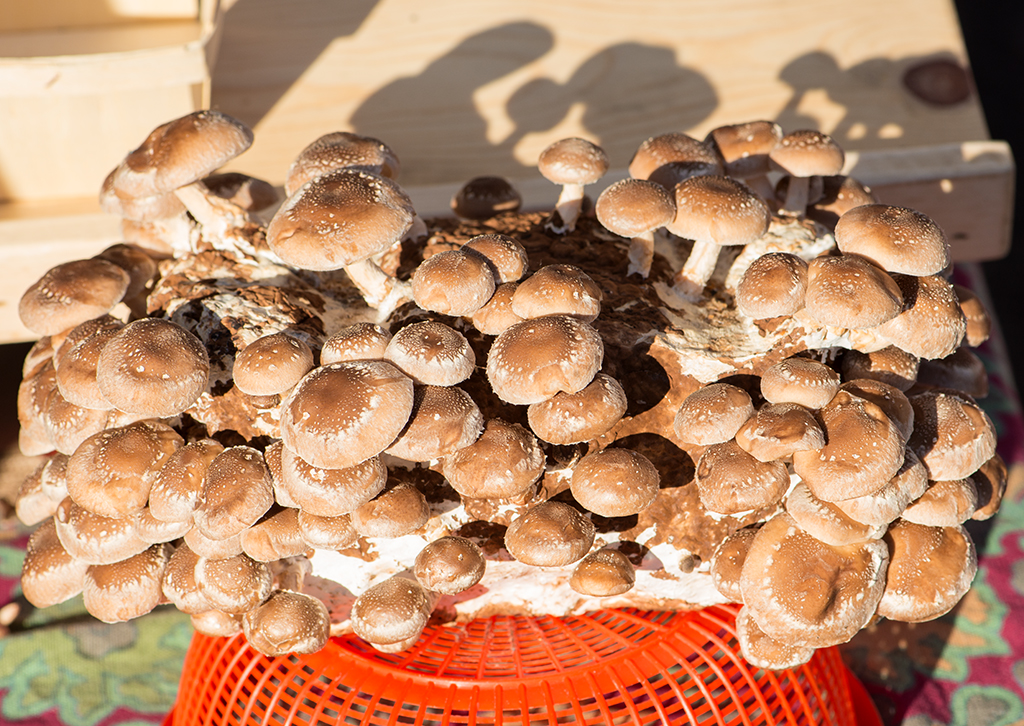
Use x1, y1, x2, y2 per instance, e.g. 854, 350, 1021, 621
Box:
279, 447, 387, 517
803, 254, 903, 329
877, 520, 976, 622
740, 513, 888, 648
595, 178, 676, 238
19, 259, 130, 336
383, 321, 476, 386
471, 282, 524, 336
414, 536, 486, 595
149, 438, 225, 523
834, 204, 950, 276
280, 360, 414, 470
191, 610, 244, 638
350, 576, 433, 649
736, 252, 809, 319
411, 248, 497, 317
569, 548, 636, 597
267, 169, 415, 270
83, 544, 172, 623
241, 508, 308, 562
735, 606, 816, 672
667, 175, 771, 246
161, 544, 213, 615
21, 518, 90, 608
907, 389, 996, 481
673, 382, 754, 446
486, 315, 604, 406
297, 511, 359, 550
510, 264, 602, 322
351, 481, 430, 538
760, 357, 842, 410
709, 526, 759, 603
193, 446, 274, 541
233, 332, 315, 397
504, 501, 595, 567
874, 275, 967, 360
53, 497, 150, 565
570, 447, 660, 518
243, 589, 331, 657
695, 440, 789, 515
831, 447, 929, 527
628, 133, 723, 181
463, 234, 529, 284
321, 323, 392, 364
735, 402, 825, 462
901, 477, 979, 526
785, 480, 887, 546
195, 552, 272, 614
841, 346, 920, 393
285, 131, 400, 196
768, 130, 845, 178
386, 385, 484, 462
527, 373, 627, 445
96, 318, 210, 418
442, 419, 544, 500
538, 137, 609, 186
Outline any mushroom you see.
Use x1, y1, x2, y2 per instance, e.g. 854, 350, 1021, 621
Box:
802, 254, 904, 330
768, 130, 845, 216
784, 481, 887, 546
134, 506, 193, 544
595, 178, 676, 278
916, 346, 989, 399
442, 419, 544, 500
830, 447, 929, 527
190, 610, 244, 638
202, 172, 280, 213
297, 511, 359, 550
148, 438, 225, 523
705, 120, 783, 201
194, 552, 273, 614
385, 385, 484, 462
806, 175, 879, 230
278, 447, 387, 517
450, 176, 522, 220
839, 378, 914, 443
320, 323, 393, 365
901, 477, 979, 526
760, 357, 841, 410
95, 243, 158, 317
462, 234, 530, 283
873, 274, 967, 359
695, 440, 789, 515
510, 264, 602, 322
527, 373, 627, 445
241, 508, 309, 562
734, 402, 825, 462
709, 526, 759, 603
243, 589, 331, 657
504, 501, 595, 567
906, 389, 996, 481
414, 536, 486, 595
52, 320, 124, 410
161, 544, 214, 614
350, 481, 430, 538
232, 332, 315, 407
285, 131, 400, 196
953, 283, 992, 347
470, 282, 524, 336
83, 544, 172, 623
628, 132, 723, 183
21, 518, 90, 608
735, 606, 816, 671
193, 446, 275, 541
350, 576, 434, 652
834, 204, 950, 276
537, 137, 609, 232
673, 382, 754, 446
570, 447, 660, 518
410, 248, 496, 317
735, 252, 809, 319
569, 548, 636, 597
383, 321, 476, 386
19, 259, 130, 336
53, 497, 150, 565
971, 453, 1007, 521
840, 346, 920, 392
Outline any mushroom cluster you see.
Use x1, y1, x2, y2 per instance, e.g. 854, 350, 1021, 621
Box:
14, 111, 1002, 666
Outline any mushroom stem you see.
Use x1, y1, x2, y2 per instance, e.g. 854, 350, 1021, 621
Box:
779, 176, 810, 216
174, 181, 253, 241
744, 174, 777, 203
403, 214, 429, 242
344, 258, 413, 319
672, 238, 723, 301
627, 232, 656, 278
550, 182, 586, 233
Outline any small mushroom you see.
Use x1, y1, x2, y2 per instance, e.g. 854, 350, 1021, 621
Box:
760, 357, 841, 410
695, 440, 789, 515
148, 439, 225, 523
537, 137, 609, 233
628, 132, 723, 183
21, 518, 90, 608
570, 447, 660, 518
285, 131, 400, 196
673, 382, 754, 446
414, 536, 486, 595
841, 346, 920, 392
193, 446, 274, 541
709, 526, 759, 603
442, 419, 544, 500
734, 402, 825, 462
350, 576, 434, 652
450, 176, 522, 220
18, 259, 131, 337
873, 274, 967, 359
351, 481, 430, 538
278, 446, 387, 517
705, 121, 782, 200
834, 204, 950, 276
901, 477, 979, 526
527, 373, 627, 445
53, 497, 151, 566
907, 389, 996, 481
462, 234, 529, 283
161, 544, 214, 614
735, 606, 816, 671
768, 130, 845, 216
784, 481, 887, 546
953, 283, 992, 347
297, 511, 359, 550
320, 323, 393, 364
383, 321, 476, 386
595, 178, 676, 278
240, 508, 309, 562
243, 590, 331, 657
735, 252, 809, 319
470, 282, 524, 336
971, 453, 1007, 521
83, 544, 172, 623
569, 548, 636, 597
803, 254, 903, 330
410, 248, 496, 317
195, 552, 273, 614
232, 332, 315, 405
510, 264, 602, 322
830, 448, 929, 527
504, 501, 595, 567
386, 385, 484, 462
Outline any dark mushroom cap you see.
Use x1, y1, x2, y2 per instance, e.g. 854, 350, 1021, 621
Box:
504, 500, 595, 567
628, 132, 723, 181
570, 447, 660, 518
243, 589, 331, 657
414, 536, 486, 595
569, 548, 636, 597
450, 176, 522, 220
807, 175, 879, 229
953, 283, 992, 347
916, 346, 989, 400
971, 453, 1007, 521
19, 259, 130, 336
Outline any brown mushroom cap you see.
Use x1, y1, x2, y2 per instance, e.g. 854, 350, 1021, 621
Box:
183, 525, 244, 560
100, 169, 186, 221
538, 137, 609, 186
760, 357, 842, 410
527, 373, 627, 445
841, 346, 920, 392
486, 315, 604, 406
149, 438, 225, 523
414, 536, 486, 595
351, 481, 430, 538
706, 121, 783, 179
740, 512, 888, 648
709, 526, 759, 603
96, 243, 158, 305
351, 576, 434, 652
297, 511, 359, 550
442, 419, 545, 500
874, 275, 967, 360
953, 283, 992, 347
734, 402, 825, 462
279, 446, 387, 517
830, 447, 929, 527
834, 204, 950, 276
233, 332, 315, 397
462, 234, 530, 284
96, 318, 210, 418
21, 518, 90, 608
570, 448, 660, 518
792, 390, 905, 501
195, 552, 273, 614
735, 606, 816, 672
241, 508, 308, 562
450, 176, 522, 220
971, 453, 1007, 521
471, 282, 525, 336
386, 385, 484, 462
19, 259, 130, 336
191, 610, 244, 638
161, 544, 213, 614
877, 520, 976, 622
280, 360, 414, 470
504, 501, 595, 567
53, 497, 150, 565
243, 589, 331, 657
569, 548, 636, 597
53, 321, 123, 410
194, 446, 275, 541
15, 460, 61, 527
673, 382, 754, 446
768, 130, 845, 178
907, 389, 996, 481
66, 419, 184, 518
135, 507, 192, 544
785, 480, 887, 545
383, 321, 476, 386
510, 264, 602, 322
628, 132, 723, 181
321, 323, 393, 364
667, 175, 772, 247
42, 391, 110, 456
110, 110, 253, 198
411, 248, 497, 317
839, 378, 914, 442
285, 131, 400, 197
83, 544, 171, 623
807, 175, 879, 230
203, 171, 279, 212
916, 346, 989, 400
695, 440, 789, 515
901, 477, 979, 527
18, 358, 57, 456
736, 252, 809, 319
595, 178, 676, 239
803, 254, 903, 329
267, 169, 415, 270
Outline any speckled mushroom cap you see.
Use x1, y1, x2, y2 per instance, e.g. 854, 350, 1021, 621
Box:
628, 132, 723, 181
760, 357, 841, 410
96, 244, 158, 304
320, 323, 392, 364
504, 500, 595, 567
278, 446, 387, 517
739, 512, 888, 649
907, 389, 996, 481
410, 248, 496, 316
83, 544, 171, 623
15, 459, 59, 527
486, 315, 604, 406
666, 175, 771, 246
953, 283, 993, 347
792, 390, 905, 502
351, 481, 430, 538
537, 137, 609, 186
510, 264, 602, 322
803, 254, 903, 329
768, 130, 845, 179
21, 518, 90, 608
285, 131, 400, 197
834, 204, 950, 276
148, 439, 225, 523
232, 332, 315, 397
527, 373, 627, 445
470, 282, 524, 336
183, 526, 244, 560
350, 576, 434, 651
874, 274, 967, 360
383, 321, 476, 386
735, 606, 816, 672
709, 526, 759, 603
193, 446, 274, 541
43, 390, 110, 457
877, 520, 977, 622
695, 440, 789, 515
414, 536, 486, 595
191, 610, 244, 638
570, 448, 661, 518
450, 176, 522, 220
673, 382, 754, 446
784, 480, 887, 546
841, 346, 920, 392
100, 170, 186, 221
706, 121, 783, 176
96, 318, 210, 418
901, 477, 979, 526
462, 234, 530, 284
19, 259, 130, 336
736, 252, 809, 320
53, 322, 123, 410
109, 110, 253, 198
734, 402, 825, 462
53, 497, 150, 565
830, 447, 929, 527
441, 419, 545, 500
161, 544, 213, 615
595, 178, 676, 239
18, 358, 57, 456
280, 360, 414, 470
971, 453, 1007, 521
297, 510, 358, 550
839, 378, 914, 443
240, 509, 308, 563
386, 385, 484, 462
243, 589, 331, 657
570, 548, 636, 597
267, 169, 415, 270
194, 552, 273, 614
66, 419, 184, 518
916, 346, 989, 400
135, 506, 191, 544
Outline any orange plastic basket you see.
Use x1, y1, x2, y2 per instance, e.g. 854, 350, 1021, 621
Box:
166, 604, 880, 726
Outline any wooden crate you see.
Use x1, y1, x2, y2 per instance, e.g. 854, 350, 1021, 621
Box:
0, 0, 1014, 344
